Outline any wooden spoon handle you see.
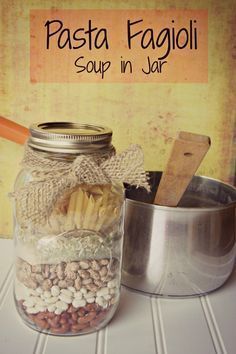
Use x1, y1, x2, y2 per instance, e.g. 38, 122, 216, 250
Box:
154, 131, 211, 207
0, 116, 29, 145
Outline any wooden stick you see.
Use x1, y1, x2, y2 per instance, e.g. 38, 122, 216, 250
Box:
0, 116, 29, 144
154, 131, 211, 207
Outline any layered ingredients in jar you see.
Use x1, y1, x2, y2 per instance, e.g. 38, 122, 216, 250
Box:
14, 183, 124, 335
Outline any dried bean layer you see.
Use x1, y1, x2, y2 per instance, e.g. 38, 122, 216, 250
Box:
17, 301, 115, 335
15, 257, 120, 334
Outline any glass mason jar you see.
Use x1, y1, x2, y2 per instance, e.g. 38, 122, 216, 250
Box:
13, 122, 124, 335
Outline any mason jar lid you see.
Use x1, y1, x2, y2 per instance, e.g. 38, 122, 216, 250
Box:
28, 122, 113, 154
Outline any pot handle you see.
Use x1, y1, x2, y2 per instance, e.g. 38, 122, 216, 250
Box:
154, 131, 211, 207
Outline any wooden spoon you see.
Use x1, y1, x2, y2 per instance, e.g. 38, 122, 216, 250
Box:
0, 116, 29, 144
154, 131, 211, 207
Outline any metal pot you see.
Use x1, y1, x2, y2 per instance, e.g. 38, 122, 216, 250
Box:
122, 172, 236, 297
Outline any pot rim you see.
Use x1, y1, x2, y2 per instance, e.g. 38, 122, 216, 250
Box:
126, 173, 236, 212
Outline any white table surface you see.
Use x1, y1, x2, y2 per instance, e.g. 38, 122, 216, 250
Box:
0, 238, 235, 354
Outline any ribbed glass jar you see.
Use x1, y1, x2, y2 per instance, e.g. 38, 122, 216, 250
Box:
13, 122, 124, 335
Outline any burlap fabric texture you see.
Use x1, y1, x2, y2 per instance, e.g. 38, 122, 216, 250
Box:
13, 144, 149, 227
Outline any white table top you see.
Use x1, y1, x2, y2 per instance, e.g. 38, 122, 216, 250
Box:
0, 238, 235, 354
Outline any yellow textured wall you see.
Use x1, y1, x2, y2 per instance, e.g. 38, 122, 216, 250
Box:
0, 0, 235, 237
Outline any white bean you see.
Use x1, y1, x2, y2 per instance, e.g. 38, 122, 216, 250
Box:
80, 287, 87, 295
109, 288, 116, 295
45, 296, 58, 304
74, 291, 83, 300
47, 305, 56, 312
55, 300, 69, 311
26, 307, 39, 314
55, 308, 63, 315
31, 296, 40, 303
23, 298, 35, 308
68, 286, 76, 293
95, 296, 105, 307
87, 297, 95, 303
43, 291, 51, 298
84, 291, 95, 299
96, 287, 109, 297
103, 294, 112, 300
60, 289, 73, 297
34, 298, 45, 307
72, 299, 86, 308
51, 285, 60, 297
59, 294, 72, 304
107, 279, 118, 289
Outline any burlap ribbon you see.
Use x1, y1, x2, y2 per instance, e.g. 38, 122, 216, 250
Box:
13, 144, 149, 227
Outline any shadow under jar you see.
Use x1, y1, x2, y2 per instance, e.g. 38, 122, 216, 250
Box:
13, 122, 124, 335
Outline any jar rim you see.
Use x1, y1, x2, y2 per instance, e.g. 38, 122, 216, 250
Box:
28, 122, 113, 154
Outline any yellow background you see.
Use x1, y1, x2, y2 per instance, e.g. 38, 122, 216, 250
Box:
0, 0, 236, 237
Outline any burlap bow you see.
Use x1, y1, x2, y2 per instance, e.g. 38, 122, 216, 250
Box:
13, 144, 149, 227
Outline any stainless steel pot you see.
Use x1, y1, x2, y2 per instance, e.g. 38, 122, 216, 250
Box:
122, 172, 236, 297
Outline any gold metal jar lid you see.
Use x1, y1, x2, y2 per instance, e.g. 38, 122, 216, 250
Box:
28, 122, 114, 154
